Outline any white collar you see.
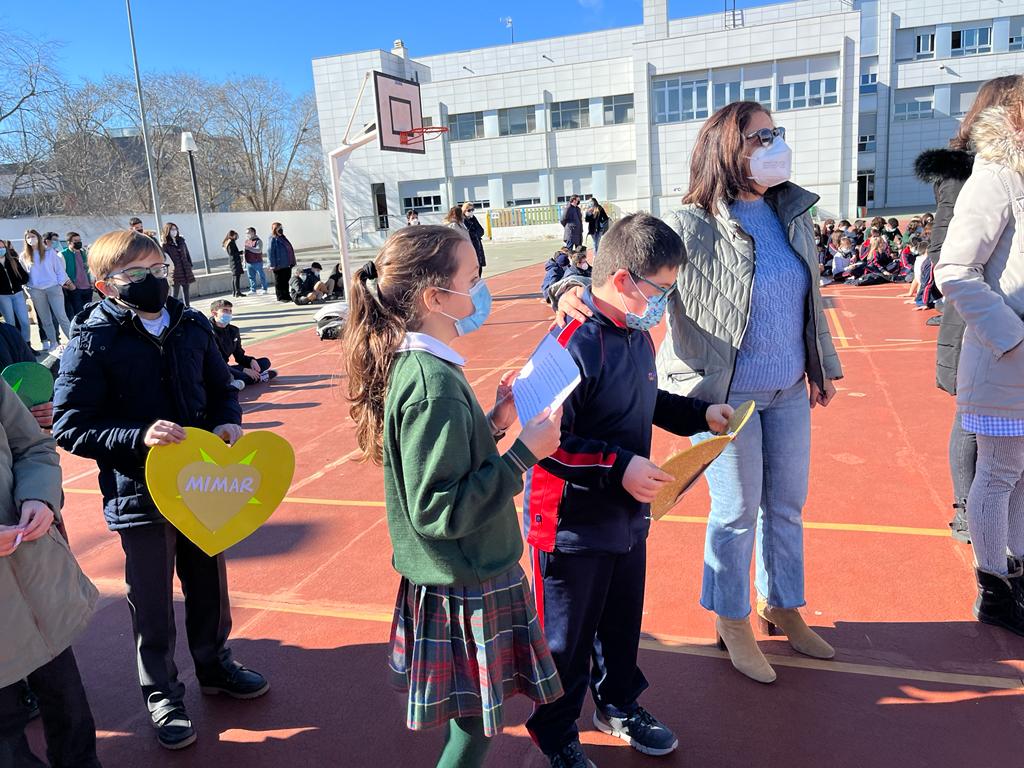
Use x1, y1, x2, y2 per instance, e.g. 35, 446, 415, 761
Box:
397, 331, 465, 367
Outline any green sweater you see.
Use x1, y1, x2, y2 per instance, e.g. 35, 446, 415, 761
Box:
383, 350, 538, 587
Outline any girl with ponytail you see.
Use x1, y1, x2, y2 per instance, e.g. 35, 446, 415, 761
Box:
342, 225, 563, 766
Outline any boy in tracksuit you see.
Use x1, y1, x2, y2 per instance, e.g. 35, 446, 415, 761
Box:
524, 214, 732, 768
52, 230, 269, 752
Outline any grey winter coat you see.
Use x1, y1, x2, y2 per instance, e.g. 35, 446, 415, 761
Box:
657, 182, 843, 404
935, 106, 1024, 420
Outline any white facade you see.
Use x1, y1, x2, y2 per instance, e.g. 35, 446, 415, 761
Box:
312, 0, 1024, 245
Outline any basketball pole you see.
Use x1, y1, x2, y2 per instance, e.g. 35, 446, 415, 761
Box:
329, 131, 376, 304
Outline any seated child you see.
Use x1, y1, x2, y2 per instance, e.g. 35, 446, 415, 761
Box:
540, 247, 571, 299
566, 247, 592, 280
831, 236, 858, 282
209, 300, 276, 389
289, 262, 335, 305
524, 213, 732, 767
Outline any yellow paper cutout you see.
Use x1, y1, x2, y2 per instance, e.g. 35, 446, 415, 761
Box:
145, 428, 295, 556
650, 399, 756, 521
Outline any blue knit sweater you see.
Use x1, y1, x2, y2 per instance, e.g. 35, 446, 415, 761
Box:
729, 198, 809, 393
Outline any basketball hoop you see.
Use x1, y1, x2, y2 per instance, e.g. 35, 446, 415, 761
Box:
399, 126, 449, 146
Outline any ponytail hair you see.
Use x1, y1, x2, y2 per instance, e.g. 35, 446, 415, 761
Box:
343, 225, 464, 464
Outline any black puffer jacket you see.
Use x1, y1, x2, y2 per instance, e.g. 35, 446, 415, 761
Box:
52, 297, 241, 530
914, 147, 974, 395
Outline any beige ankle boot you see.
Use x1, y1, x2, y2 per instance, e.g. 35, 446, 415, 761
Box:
756, 598, 835, 659
715, 615, 776, 683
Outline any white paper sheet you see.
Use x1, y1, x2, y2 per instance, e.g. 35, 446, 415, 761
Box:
512, 334, 581, 426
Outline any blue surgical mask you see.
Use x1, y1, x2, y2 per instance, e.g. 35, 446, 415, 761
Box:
217, 312, 232, 325
439, 281, 492, 336
620, 274, 670, 331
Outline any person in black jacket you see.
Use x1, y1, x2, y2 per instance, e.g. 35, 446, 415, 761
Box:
0, 240, 32, 346
289, 262, 337, 305
462, 202, 487, 275
221, 231, 247, 298
51, 230, 268, 752
914, 74, 1022, 543
209, 299, 275, 388
584, 198, 610, 254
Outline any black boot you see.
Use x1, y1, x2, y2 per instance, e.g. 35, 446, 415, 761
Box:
949, 502, 971, 543
974, 565, 1024, 637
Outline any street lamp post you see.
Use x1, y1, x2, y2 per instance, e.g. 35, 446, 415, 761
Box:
180, 131, 211, 274
125, 0, 162, 234
500, 16, 514, 43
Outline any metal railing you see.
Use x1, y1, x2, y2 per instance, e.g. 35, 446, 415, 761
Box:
488, 201, 622, 229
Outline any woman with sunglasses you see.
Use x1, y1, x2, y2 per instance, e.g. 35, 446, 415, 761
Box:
557, 101, 842, 683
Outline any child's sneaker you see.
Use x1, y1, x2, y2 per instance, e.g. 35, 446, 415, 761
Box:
155, 708, 196, 750
594, 706, 678, 756
230, 379, 245, 391
198, 661, 269, 699
548, 740, 596, 768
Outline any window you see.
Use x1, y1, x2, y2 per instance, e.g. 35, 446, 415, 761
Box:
1011, 35, 1024, 51
777, 82, 807, 111
713, 81, 741, 110
951, 27, 992, 57
915, 33, 935, 60
857, 172, 875, 208
858, 134, 876, 152
421, 116, 434, 128
894, 100, 933, 120
652, 76, 709, 123
551, 99, 590, 130
447, 111, 484, 141
402, 194, 442, 213
860, 72, 877, 94
498, 106, 536, 136
809, 78, 838, 106
603, 94, 634, 125
743, 86, 772, 108
371, 183, 389, 230
457, 199, 490, 209
505, 197, 541, 206
556, 193, 593, 203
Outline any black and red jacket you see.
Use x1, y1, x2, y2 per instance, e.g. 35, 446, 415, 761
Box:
524, 288, 711, 554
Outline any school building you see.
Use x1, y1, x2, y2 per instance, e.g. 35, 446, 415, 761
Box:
312, 0, 1023, 246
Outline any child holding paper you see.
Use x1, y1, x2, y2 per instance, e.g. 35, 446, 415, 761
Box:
524, 214, 732, 767
52, 230, 267, 752
343, 225, 564, 768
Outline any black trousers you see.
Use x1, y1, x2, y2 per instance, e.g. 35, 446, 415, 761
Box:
273, 268, 292, 301
118, 524, 232, 725
228, 357, 272, 382
526, 540, 649, 755
0, 647, 101, 768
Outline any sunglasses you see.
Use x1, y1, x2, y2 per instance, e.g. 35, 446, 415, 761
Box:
108, 263, 169, 284
745, 126, 786, 147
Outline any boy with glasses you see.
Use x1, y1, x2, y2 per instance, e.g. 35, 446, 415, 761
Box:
52, 230, 268, 752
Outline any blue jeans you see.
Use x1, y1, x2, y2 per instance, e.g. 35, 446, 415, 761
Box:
694, 379, 811, 619
246, 262, 267, 292
0, 292, 31, 343
592, 229, 603, 254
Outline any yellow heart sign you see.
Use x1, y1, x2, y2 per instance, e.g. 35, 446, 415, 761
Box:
145, 428, 296, 556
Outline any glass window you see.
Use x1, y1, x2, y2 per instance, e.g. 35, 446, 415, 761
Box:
652, 76, 710, 123
860, 72, 878, 95
551, 99, 590, 131
951, 27, 992, 57
713, 81, 741, 110
456, 199, 490, 209
602, 94, 634, 125
1011, 35, 1024, 51
915, 33, 935, 59
556, 193, 594, 203
447, 112, 484, 141
498, 106, 536, 136
743, 86, 772, 109
777, 82, 807, 111
402, 194, 443, 213
858, 134, 876, 152
808, 77, 838, 107
894, 100, 934, 121
505, 197, 541, 206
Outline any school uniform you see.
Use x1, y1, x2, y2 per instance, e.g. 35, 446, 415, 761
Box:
523, 290, 710, 756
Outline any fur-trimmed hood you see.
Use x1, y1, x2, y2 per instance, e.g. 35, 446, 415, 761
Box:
972, 105, 1024, 175
914, 147, 974, 183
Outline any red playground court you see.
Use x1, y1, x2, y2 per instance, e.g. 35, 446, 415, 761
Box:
42, 263, 1024, 767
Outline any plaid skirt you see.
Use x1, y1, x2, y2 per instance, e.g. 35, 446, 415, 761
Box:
388, 564, 563, 736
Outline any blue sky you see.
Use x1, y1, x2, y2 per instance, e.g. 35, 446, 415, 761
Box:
3, 0, 773, 94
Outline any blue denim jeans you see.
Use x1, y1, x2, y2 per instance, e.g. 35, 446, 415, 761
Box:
694, 379, 811, 619
246, 262, 268, 292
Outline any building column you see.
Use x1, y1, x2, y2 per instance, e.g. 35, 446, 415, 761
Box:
643, 0, 668, 41
483, 110, 499, 139
589, 97, 604, 128
591, 164, 609, 202
538, 170, 552, 205
993, 18, 1011, 53
935, 24, 953, 59
933, 84, 952, 118
488, 177, 505, 209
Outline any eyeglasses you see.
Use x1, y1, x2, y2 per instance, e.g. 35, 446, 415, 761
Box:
632, 273, 675, 298
108, 263, 169, 284
745, 126, 786, 147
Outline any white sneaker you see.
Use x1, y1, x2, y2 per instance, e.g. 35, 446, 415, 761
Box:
230, 379, 245, 391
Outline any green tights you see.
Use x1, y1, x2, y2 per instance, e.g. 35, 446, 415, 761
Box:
436, 716, 491, 768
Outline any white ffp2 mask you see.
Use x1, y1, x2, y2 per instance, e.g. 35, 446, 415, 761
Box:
748, 138, 793, 188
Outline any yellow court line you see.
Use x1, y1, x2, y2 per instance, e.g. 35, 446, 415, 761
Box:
825, 307, 850, 348
63, 488, 948, 537
86, 579, 1024, 692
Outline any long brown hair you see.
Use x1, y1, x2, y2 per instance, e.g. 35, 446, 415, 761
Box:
443, 206, 464, 226
343, 225, 464, 464
161, 222, 179, 245
684, 101, 768, 215
20, 229, 43, 265
222, 230, 238, 248
952, 75, 1023, 151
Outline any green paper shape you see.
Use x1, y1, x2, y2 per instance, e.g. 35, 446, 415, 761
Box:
2, 362, 54, 408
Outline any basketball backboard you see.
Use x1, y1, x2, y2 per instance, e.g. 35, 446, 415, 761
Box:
373, 71, 425, 155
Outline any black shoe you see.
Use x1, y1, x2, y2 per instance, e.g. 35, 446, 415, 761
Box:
548, 740, 596, 768
19, 682, 40, 721
975, 566, 1024, 637
949, 504, 971, 544
198, 661, 269, 699
926, 316, 942, 326
267, 369, 278, 380
594, 706, 678, 756
156, 709, 196, 750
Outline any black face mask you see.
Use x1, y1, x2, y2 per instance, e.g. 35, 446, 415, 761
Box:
116, 275, 170, 314
72, 242, 82, 250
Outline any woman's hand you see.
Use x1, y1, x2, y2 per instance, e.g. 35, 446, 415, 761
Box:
490, 370, 518, 432
809, 379, 836, 409
29, 402, 53, 429
18, 501, 54, 542
705, 403, 735, 434
555, 286, 591, 327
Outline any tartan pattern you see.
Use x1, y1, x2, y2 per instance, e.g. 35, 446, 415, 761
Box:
963, 413, 1024, 437
388, 564, 563, 736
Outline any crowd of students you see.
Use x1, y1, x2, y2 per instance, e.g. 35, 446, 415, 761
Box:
814, 214, 931, 292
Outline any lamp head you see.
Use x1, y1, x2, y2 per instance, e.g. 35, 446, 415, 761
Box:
180, 131, 198, 153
